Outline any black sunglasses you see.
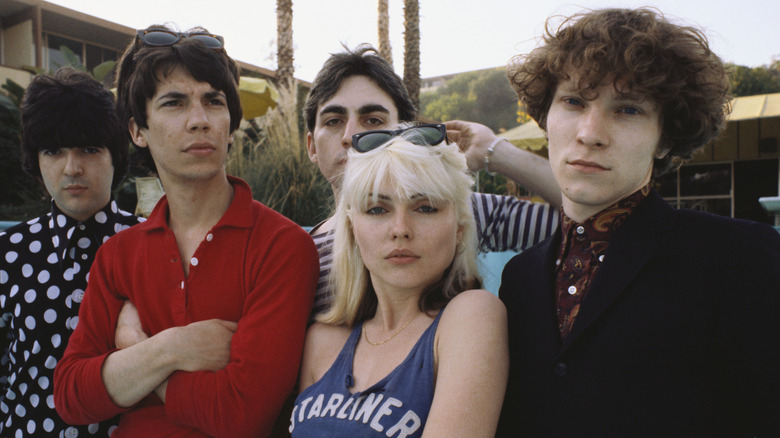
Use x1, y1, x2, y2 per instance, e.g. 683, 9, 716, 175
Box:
351, 124, 448, 153
135, 29, 225, 50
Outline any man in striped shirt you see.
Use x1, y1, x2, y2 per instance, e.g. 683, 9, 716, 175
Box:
303, 45, 561, 317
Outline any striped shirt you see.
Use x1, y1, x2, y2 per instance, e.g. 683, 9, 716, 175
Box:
309, 193, 558, 317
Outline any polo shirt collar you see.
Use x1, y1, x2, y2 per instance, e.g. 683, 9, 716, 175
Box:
142, 176, 255, 232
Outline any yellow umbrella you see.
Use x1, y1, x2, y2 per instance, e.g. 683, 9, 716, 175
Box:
239, 76, 280, 119
503, 119, 547, 151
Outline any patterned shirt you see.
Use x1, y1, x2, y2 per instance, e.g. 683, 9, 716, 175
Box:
310, 193, 558, 317
554, 185, 651, 339
0, 200, 141, 437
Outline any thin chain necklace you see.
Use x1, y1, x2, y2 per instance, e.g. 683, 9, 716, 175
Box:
363, 314, 416, 346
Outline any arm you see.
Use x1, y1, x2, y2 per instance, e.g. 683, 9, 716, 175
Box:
54, 243, 237, 423
102, 317, 237, 407
446, 120, 561, 207
423, 289, 509, 438
162, 225, 319, 437
470, 192, 559, 252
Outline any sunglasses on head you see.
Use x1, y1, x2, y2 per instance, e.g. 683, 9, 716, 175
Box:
135, 29, 225, 50
351, 124, 448, 153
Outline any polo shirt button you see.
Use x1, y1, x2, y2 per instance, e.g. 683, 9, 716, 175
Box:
567, 285, 577, 295
576, 225, 585, 234
554, 362, 568, 376
65, 426, 79, 437
78, 224, 86, 231
191, 257, 199, 266
206, 233, 214, 242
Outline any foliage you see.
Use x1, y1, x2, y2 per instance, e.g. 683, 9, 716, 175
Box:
24, 46, 117, 85
728, 62, 780, 97
227, 86, 331, 226
0, 79, 48, 217
517, 104, 532, 124
420, 68, 519, 132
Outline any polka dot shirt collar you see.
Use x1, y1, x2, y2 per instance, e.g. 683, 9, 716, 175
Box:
49, 199, 133, 262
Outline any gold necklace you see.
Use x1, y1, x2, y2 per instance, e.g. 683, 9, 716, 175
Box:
363, 315, 416, 346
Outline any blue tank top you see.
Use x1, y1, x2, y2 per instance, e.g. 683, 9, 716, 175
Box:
290, 310, 443, 438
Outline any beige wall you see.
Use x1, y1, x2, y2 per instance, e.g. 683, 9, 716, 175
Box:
2, 19, 35, 69
0, 65, 33, 87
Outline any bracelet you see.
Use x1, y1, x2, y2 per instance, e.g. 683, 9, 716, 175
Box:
484, 137, 506, 176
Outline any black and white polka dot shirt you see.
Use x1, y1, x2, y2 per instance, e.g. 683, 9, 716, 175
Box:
0, 200, 142, 437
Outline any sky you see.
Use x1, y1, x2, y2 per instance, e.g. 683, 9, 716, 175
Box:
48, 0, 779, 83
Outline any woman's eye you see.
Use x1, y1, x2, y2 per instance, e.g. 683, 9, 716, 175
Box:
366, 206, 386, 215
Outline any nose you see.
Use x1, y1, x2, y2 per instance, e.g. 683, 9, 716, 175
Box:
187, 102, 211, 132
576, 109, 608, 148
390, 210, 413, 240
341, 118, 361, 149
63, 149, 83, 176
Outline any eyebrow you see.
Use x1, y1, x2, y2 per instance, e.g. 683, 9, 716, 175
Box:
319, 103, 391, 117
155, 91, 187, 102
155, 89, 225, 102
357, 104, 390, 115
369, 193, 427, 202
205, 90, 226, 99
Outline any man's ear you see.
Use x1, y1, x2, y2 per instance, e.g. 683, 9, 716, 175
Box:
128, 117, 148, 148
306, 132, 317, 163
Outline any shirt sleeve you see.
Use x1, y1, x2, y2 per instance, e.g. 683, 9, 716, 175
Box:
470, 192, 559, 253
163, 224, 319, 438
53, 241, 129, 424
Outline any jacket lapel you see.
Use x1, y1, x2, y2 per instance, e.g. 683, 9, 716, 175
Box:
532, 234, 565, 352
558, 191, 675, 354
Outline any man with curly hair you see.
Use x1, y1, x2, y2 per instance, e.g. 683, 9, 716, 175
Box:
498, 8, 780, 436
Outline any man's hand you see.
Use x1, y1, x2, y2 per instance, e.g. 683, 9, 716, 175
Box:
445, 119, 561, 206
115, 301, 148, 349
445, 120, 499, 172
169, 319, 238, 372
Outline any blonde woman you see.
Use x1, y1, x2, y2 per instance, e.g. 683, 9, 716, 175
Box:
290, 124, 508, 437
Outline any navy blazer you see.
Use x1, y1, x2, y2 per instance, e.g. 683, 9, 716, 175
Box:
498, 190, 780, 437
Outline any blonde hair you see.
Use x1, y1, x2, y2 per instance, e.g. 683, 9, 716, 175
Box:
318, 133, 481, 327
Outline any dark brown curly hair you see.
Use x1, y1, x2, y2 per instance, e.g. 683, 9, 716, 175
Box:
507, 8, 731, 176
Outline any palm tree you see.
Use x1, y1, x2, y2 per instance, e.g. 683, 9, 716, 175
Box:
378, 0, 393, 66
403, 0, 420, 110
276, 0, 294, 91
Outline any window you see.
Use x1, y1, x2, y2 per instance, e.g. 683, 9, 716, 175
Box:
46, 34, 82, 70
45, 33, 119, 72
657, 163, 733, 217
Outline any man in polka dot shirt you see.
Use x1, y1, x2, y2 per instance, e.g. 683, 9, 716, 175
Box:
0, 67, 142, 437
